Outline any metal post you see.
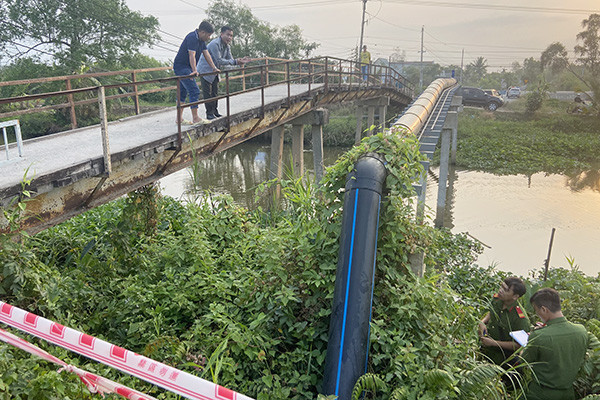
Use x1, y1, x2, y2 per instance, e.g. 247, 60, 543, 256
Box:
97, 87, 112, 176
543, 228, 556, 282
260, 66, 265, 117
291, 124, 304, 178
355, 106, 364, 144
312, 123, 324, 183
2, 128, 8, 160
66, 79, 78, 129
324, 57, 329, 91
308, 60, 312, 96
14, 121, 23, 157
265, 58, 270, 86
225, 71, 231, 132
131, 72, 140, 115
287, 62, 291, 108
176, 78, 182, 147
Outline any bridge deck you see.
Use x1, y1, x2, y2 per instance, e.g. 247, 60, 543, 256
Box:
1, 82, 322, 194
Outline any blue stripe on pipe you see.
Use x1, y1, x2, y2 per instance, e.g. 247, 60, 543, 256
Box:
364, 194, 381, 373
335, 188, 360, 396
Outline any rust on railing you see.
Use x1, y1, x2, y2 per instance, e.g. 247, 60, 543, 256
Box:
0, 56, 414, 144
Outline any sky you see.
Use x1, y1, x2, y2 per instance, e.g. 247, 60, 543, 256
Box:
127, 0, 600, 71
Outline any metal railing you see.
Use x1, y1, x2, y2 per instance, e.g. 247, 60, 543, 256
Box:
0, 56, 413, 174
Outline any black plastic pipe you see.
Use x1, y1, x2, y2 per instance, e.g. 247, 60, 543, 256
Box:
321, 153, 387, 400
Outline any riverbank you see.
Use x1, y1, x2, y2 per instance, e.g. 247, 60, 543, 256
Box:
456, 99, 600, 175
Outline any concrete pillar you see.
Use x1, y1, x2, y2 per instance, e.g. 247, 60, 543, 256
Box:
367, 106, 375, 136
269, 125, 285, 200
379, 105, 387, 134
355, 106, 363, 144
312, 124, 324, 183
435, 125, 452, 228
409, 252, 425, 278
415, 160, 429, 224
291, 124, 304, 178
447, 111, 458, 165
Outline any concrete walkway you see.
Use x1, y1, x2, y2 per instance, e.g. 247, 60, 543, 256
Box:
0, 83, 321, 193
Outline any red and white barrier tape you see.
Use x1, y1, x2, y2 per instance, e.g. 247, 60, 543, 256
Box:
0, 301, 253, 400
0, 327, 157, 400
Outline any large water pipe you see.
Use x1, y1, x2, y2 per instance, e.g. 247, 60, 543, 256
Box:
321, 78, 456, 400
321, 153, 386, 400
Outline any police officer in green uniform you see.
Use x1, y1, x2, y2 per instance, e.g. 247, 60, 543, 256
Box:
520, 288, 588, 400
478, 277, 530, 365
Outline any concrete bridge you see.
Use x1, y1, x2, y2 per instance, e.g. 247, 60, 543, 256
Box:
0, 57, 413, 234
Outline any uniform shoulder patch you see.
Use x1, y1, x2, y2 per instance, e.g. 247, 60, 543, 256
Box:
515, 306, 526, 319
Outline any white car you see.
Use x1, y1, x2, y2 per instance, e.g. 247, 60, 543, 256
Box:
507, 87, 521, 99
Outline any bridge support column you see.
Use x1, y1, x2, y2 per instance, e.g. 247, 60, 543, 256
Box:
356, 97, 390, 138
355, 106, 363, 144
378, 105, 387, 134
435, 112, 456, 228
412, 160, 430, 277
291, 124, 304, 178
312, 124, 324, 183
270, 125, 285, 200
287, 108, 329, 184
367, 106, 375, 136
449, 98, 461, 165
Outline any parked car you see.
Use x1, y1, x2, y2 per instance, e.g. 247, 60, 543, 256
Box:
507, 87, 521, 98
457, 86, 504, 111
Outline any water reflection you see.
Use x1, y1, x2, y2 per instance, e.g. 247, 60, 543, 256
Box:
159, 141, 349, 208
566, 169, 600, 193
427, 169, 600, 276
160, 145, 600, 277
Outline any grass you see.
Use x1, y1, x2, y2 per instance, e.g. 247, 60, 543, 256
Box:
454, 98, 600, 176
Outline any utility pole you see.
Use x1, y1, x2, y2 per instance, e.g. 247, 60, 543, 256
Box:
460, 48, 464, 84
358, 0, 367, 62
419, 25, 424, 91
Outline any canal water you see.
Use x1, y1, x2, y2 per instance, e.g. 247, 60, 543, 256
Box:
159, 143, 600, 277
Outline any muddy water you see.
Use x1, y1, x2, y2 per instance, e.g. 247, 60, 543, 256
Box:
426, 168, 600, 277
159, 143, 600, 277
159, 142, 349, 208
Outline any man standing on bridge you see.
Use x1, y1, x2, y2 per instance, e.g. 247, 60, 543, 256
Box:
360, 45, 371, 82
173, 21, 220, 125
198, 26, 251, 120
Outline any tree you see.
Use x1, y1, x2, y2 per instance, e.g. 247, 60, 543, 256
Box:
575, 14, 600, 75
541, 14, 600, 106
206, 0, 318, 59
0, 0, 159, 70
463, 57, 487, 85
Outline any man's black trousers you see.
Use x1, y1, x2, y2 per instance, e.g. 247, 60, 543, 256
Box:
201, 76, 219, 116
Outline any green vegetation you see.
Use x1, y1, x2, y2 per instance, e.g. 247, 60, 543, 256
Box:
1, 133, 599, 399
455, 102, 600, 176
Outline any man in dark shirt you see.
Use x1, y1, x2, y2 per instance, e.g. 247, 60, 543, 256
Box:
520, 288, 588, 400
173, 21, 220, 124
478, 277, 530, 365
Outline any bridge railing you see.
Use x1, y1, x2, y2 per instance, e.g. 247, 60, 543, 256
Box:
0, 56, 413, 173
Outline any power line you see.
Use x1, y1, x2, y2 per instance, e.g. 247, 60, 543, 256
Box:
383, 0, 600, 15
251, 0, 352, 10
